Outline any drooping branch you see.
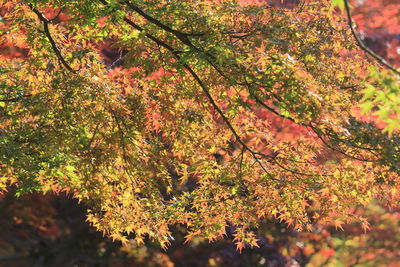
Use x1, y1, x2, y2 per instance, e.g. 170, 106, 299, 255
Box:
123, 0, 202, 42
117, 1, 385, 161
122, 0, 218, 63
310, 126, 377, 162
251, 91, 380, 161
99, 0, 247, 151
203, 54, 381, 162
126, 1, 393, 163
30, 6, 77, 73
343, 0, 400, 76
97, 0, 290, 178
99, 0, 387, 176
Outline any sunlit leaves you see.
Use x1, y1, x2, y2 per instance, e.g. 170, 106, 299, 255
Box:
360, 67, 400, 136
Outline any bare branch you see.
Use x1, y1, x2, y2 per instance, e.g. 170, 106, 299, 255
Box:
343, 0, 400, 75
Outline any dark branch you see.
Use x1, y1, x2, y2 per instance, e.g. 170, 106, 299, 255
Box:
100, 0, 378, 176
343, 0, 400, 75
123, 0, 203, 40
99, 0, 284, 178
310, 125, 377, 162
0, 94, 32, 102
30, 6, 77, 73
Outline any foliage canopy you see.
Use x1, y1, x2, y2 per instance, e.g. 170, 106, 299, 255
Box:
1, 0, 400, 249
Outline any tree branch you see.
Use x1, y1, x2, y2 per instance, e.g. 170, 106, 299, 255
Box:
98, 0, 285, 178
123, 0, 203, 41
343, 0, 400, 75
30, 6, 77, 73
99, 0, 380, 176
0, 94, 32, 102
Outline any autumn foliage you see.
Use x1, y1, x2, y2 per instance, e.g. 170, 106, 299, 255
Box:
0, 0, 400, 260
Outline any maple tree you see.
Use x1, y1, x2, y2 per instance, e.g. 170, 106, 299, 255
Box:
0, 0, 400, 252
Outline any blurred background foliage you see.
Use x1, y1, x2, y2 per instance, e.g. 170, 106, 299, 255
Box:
1, 189, 400, 266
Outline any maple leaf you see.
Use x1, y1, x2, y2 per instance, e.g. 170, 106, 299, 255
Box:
334, 219, 344, 231
236, 241, 245, 253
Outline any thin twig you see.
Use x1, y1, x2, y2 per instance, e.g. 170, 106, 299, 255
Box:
310, 125, 377, 162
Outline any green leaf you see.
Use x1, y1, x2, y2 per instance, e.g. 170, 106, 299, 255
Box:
360, 101, 373, 114
361, 84, 376, 100
330, 0, 345, 12
384, 119, 399, 137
